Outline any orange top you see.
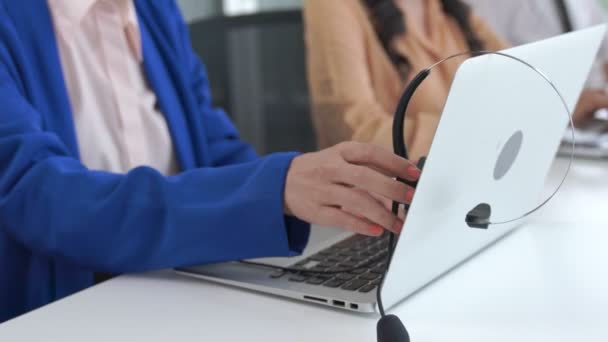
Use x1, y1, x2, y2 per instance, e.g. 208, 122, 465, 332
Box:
304, 0, 508, 159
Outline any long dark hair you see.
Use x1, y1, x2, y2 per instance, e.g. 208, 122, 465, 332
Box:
362, 0, 484, 78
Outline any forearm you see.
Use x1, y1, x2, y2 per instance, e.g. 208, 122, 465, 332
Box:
0, 135, 309, 273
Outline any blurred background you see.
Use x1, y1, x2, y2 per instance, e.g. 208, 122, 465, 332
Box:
176, 0, 608, 155
176, 0, 310, 155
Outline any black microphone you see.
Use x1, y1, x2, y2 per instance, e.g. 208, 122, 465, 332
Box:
377, 315, 410, 342
465, 203, 492, 229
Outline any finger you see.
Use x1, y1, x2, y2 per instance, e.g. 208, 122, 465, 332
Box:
323, 184, 404, 234
371, 193, 408, 221
591, 92, 608, 109
349, 186, 407, 219
317, 206, 384, 236
358, 163, 394, 178
572, 110, 595, 126
334, 163, 415, 205
576, 90, 608, 119
369, 192, 393, 211
339, 142, 421, 182
351, 204, 408, 233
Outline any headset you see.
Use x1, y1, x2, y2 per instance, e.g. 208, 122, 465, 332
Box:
376, 50, 574, 342
375, 57, 439, 342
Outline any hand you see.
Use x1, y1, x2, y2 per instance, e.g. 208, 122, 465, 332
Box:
284, 142, 421, 237
572, 89, 608, 126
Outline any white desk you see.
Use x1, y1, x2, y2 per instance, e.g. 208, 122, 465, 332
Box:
0, 159, 606, 341
537, 158, 607, 224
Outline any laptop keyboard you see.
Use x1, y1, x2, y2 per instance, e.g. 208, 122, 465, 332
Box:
269, 234, 390, 293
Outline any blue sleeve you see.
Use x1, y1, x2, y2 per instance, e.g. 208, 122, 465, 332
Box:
190, 61, 256, 166
189, 61, 257, 166
171, 1, 310, 251
0, 6, 308, 273
177, 7, 256, 166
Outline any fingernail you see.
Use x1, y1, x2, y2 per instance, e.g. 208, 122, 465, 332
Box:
405, 188, 415, 203
407, 165, 421, 179
392, 220, 404, 234
369, 225, 384, 236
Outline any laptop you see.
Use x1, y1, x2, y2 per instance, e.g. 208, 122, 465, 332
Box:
177, 25, 606, 313
558, 118, 608, 159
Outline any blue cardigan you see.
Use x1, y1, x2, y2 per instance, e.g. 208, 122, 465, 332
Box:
0, 0, 309, 322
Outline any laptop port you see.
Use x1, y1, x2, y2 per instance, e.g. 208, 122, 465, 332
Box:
350, 303, 359, 310
332, 300, 346, 308
303, 296, 327, 304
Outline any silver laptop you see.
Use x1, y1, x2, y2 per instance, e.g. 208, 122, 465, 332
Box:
177, 26, 606, 313
558, 118, 608, 159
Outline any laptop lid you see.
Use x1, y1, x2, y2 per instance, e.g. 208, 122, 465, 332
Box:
381, 25, 607, 310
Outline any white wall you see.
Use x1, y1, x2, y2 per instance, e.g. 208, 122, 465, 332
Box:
258, 0, 301, 10
177, 0, 302, 21
176, 0, 223, 22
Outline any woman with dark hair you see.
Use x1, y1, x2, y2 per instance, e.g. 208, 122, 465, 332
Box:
304, 0, 507, 159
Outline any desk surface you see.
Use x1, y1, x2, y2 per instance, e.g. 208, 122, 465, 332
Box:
0, 159, 606, 341
537, 158, 607, 224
